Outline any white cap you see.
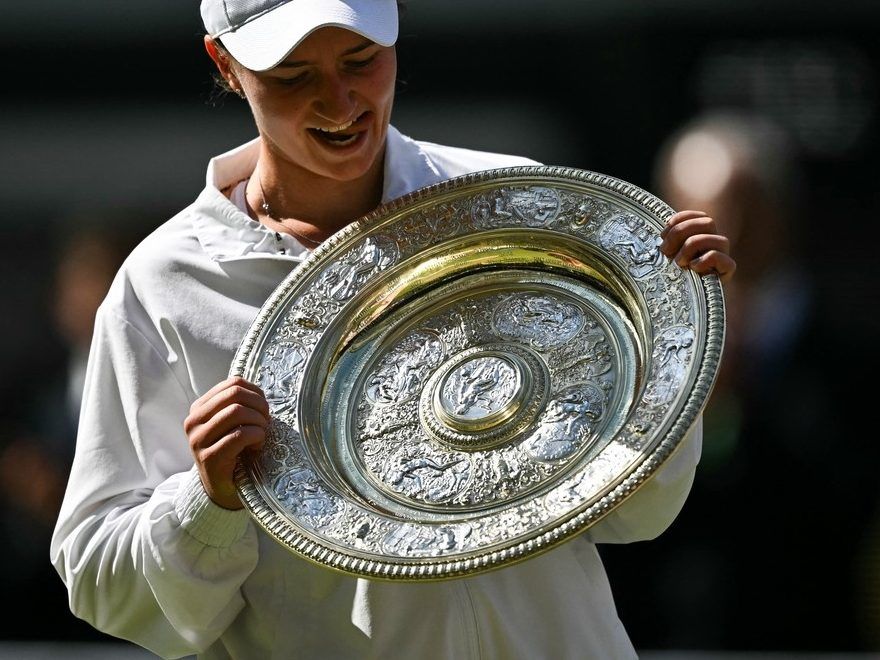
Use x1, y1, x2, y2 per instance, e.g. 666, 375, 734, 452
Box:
201, 0, 399, 71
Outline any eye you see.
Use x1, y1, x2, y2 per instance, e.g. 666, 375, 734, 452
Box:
346, 53, 378, 70
276, 72, 309, 86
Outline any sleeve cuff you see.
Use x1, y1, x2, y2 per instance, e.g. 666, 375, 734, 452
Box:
174, 467, 252, 548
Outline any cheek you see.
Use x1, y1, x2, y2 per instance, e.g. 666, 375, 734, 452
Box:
247, 93, 305, 140
369, 55, 398, 109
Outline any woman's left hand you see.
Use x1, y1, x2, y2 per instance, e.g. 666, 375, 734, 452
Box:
659, 210, 736, 283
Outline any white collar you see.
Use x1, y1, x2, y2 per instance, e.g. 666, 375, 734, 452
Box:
193, 126, 439, 262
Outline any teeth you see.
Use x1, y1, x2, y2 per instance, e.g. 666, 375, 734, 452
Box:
317, 119, 355, 133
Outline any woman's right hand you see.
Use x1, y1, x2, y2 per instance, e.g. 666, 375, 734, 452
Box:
184, 376, 270, 510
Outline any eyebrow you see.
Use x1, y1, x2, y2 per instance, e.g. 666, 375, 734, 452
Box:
274, 40, 376, 69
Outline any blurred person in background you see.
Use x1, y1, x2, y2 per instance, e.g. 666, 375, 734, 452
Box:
0, 228, 126, 640
49, 1, 735, 658
601, 110, 878, 651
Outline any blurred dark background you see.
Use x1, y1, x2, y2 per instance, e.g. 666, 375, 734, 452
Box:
1, 0, 878, 655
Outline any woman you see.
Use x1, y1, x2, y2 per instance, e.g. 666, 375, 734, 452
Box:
51, 1, 735, 658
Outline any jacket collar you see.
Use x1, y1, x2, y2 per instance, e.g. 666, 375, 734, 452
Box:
192, 126, 439, 262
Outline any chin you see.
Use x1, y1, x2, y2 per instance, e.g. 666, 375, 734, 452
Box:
318, 150, 384, 183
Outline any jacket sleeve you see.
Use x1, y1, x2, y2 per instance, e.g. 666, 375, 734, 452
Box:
584, 416, 703, 544
50, 303, 259, 658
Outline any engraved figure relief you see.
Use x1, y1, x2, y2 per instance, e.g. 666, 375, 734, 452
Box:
493, 293, 584, 349
569, 196, 616, 232
488, 448, 524, 487
471, 187, 560, 227
619, 406, 665, 450
598, 214, 665, 279
463, 449, 546, 506
292, 289, 346, 332
482, 448, 538, 501
382, 523, 472, 558
260, 421, 292, 475
274, 467, 342, 529
415, 202, 463, 238
430, 309, 478, 357
350, 518, 374, 549
274, 299, 326, 341
641, 274, 692, 330
258, 342, 307, 413
644, 325, 695, 406
544, 465, 602, 514
365, 330, 445, 406
481, 508, 535, 543
380, 444, 472, 504
316, 236, 399, 302
524, 382, 606, 462
398, 202, 467, 252
259, 421, 308, 478
348, 516, 402, 551
358, 409, 414, 442
441, 356, 518, 419
551, 319, 614, 384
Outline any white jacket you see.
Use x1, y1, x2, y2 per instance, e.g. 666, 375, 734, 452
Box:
51, 126, 701, 659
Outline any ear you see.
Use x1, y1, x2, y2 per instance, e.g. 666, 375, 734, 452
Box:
204, 36, 237, 86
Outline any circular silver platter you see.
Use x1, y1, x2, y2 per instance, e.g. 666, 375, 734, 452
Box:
231, 166, 725, 580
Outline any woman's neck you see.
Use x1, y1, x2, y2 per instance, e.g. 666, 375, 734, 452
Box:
247, 143, 385, 244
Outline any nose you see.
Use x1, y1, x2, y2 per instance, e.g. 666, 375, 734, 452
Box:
313, 71, 356, 124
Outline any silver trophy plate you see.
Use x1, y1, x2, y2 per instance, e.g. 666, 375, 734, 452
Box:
230, 166, 725, 580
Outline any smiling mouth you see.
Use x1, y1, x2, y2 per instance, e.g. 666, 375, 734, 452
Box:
310, 112, 367, 146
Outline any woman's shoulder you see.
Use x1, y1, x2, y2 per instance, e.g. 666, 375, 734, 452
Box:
99, 199, 210, 320
390, 127, 543, 181
122, 205, 203, 277
418, 139, 542, 175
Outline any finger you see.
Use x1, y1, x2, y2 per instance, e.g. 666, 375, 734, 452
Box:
661, 210, 709, 236
188, 404, 269, 452
196, 424, 266, 468
687, 251, 737, 283
196, 426, 266, 498
194, 424, 266, 510
660, 216, 718, 256
191, 376, 265, 410
187, 382, 270, 430
671, 234, 731, 267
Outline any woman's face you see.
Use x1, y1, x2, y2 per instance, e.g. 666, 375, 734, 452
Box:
225, 27, 397, 184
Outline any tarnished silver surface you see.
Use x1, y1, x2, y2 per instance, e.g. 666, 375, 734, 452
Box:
231, 166, 725, 580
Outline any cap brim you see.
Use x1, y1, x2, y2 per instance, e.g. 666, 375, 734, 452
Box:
219, 0, 399, 72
